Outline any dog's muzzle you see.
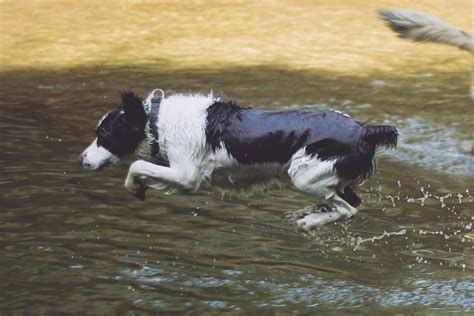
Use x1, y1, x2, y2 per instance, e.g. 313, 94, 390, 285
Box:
79, 138, 119, 171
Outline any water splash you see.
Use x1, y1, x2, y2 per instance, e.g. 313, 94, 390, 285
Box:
353, 229, 407, 251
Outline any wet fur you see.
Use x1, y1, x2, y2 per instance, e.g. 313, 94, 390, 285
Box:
80, 91, 398, 230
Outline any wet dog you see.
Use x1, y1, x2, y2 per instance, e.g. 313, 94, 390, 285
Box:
79, 90, 397, 230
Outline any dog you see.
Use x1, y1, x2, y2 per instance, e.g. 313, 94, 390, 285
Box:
377, 8, 474, 153
79, 90, 397, 230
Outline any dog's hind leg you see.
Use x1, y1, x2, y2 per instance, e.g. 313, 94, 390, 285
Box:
337, 185, 362, 208
287, 149, 359, 231
294, 190, 359, 231
124, 160, 203, 200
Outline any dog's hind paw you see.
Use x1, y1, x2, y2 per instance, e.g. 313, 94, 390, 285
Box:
296, 211, 342, 231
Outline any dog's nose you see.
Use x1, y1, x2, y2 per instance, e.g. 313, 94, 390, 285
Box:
78, 154, 93, 169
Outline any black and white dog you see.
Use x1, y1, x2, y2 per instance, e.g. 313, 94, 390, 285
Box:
79, 90, 397, 230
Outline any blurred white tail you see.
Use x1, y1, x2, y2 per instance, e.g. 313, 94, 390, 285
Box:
377, 8, 473, 53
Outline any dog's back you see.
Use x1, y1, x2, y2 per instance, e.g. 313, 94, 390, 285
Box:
206, 104, 397, 183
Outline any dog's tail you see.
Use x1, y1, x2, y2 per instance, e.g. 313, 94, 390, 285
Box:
377, 8, 474, 53
363, 124, 398, 149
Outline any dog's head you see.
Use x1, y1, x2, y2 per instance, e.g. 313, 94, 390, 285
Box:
79, 91, 147, 171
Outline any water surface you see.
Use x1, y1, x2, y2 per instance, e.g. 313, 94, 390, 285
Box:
1, 0, 473, 314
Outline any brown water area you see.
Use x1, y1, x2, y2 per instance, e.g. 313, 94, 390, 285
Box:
1, 0, 473, 314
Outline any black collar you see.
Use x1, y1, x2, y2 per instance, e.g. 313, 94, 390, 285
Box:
146, 93, 169, 166
148, 94, 161, 157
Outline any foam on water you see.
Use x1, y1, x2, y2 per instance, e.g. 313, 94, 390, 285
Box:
382, 116, 473, 175
119, 265, 474, 311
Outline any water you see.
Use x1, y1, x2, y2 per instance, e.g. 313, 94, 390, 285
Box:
1, 0, 473, 314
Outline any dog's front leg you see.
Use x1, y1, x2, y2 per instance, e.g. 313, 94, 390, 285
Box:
124, 160, 200, 200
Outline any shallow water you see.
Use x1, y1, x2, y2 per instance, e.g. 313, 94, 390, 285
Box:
1, 0, 473, 314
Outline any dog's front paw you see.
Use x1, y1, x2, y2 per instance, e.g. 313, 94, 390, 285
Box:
124, 175, 148, 201
282, 204, 332, 221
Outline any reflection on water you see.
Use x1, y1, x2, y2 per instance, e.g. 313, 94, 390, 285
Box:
1, 0, 473, 314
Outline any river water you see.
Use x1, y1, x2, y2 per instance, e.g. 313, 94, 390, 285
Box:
1, 0, 473, 314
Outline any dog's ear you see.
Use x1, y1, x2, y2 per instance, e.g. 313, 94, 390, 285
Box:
121, 91, 146, 130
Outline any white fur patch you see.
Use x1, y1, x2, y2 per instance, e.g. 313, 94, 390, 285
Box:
288, 148, 339, 200
80, 138, 119, 171
156, 93, 216, 163
286, 148, 359, 227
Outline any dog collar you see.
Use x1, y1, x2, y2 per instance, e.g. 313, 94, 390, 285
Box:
148, 89, 163, 157
143, 89, 169, 166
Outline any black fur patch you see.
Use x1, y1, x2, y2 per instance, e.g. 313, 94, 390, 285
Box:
95, 91, 146, 157
121, 91, 147, 131
337, 186, 362, 207
305, 139, 350, 161
333, 145, 375, 181
206, 102, 397, 182
206, 102, 314, 164
363, 124, 398, 148
205, 101, 242, 152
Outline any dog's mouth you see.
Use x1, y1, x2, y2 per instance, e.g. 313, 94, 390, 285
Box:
80, 158, 116, 171
79, 138, 120, 172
